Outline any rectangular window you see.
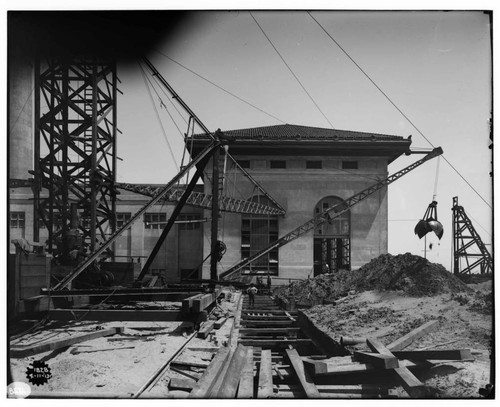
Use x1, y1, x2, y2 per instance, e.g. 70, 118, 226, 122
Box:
10, 212, 25, 229
178, 214, 202, 230
116, 212, 132, 229
241, 215, 279, 275
144, 213, 166, 229
306, 160, 322, 169
342, 161, 358, 169
270, 160, 286, 169
236, 160, 251, 169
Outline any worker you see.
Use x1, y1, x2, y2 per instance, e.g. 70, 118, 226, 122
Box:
267, 273, 272, 290
247, 283, 258, 308
257, 276, 264, 289
324, 263, 330, 274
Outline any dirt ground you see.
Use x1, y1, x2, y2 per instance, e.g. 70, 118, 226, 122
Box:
303, 280, 493, 398
9, 290, 240, 398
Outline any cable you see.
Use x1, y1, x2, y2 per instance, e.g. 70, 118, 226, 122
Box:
152, 49, 286, 124
250, 11, 335, 129
307, 11, 492, 210
139, 64, 180, 169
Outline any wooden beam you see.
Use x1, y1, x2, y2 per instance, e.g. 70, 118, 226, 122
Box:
304, 358, 430, 376
171, 360, 210, 369
197, 321, 215, 339
237, 347, 254, 398
242, 315, 292, 320
182, 293, 204, 312
258, 349, 273, 398
239, 327, 301, 334
192, 292, 217, 313
367, 338, 428, 398
214, 317, 227, 329
188, 347, 230, 398
240, 339, 312, 347
242, 310, 298, 315
353, 351, 400, 369
387, 320, 439, 351
187, 346, 219, 352
392, 349, 473, 361
240, 320, 295, 327
218, 344, 249, 398
169, 366, 201, 381
168, 377, 196, 391
11, 327, 123, 358
286, 348, 321, 398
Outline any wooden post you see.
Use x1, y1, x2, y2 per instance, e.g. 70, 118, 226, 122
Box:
210, 135, 221, 284
286, 348, 321, 398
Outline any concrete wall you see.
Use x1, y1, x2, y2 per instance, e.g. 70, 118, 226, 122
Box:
200, 154, 390, 282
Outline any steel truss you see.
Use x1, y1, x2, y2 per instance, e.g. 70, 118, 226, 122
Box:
116, 182, 285, 216
33, 57, 118, 256
452, 196, 493, 275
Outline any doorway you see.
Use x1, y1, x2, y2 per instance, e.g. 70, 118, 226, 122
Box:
313, 196, 351, 276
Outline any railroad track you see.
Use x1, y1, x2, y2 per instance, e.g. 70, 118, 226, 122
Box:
235, 294, 390, 398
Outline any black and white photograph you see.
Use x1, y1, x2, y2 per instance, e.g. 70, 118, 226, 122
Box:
6, 3, 494, 400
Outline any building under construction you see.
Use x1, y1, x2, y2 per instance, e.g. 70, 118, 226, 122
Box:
7, 11, 493, 400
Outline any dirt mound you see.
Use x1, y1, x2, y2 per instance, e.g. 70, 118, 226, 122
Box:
274, 253, 471, 307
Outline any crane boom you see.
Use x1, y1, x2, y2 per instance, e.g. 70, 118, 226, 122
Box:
220, 147, 443, 281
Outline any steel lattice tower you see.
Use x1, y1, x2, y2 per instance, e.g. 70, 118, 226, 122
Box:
33, 57, 117, 257
452, 196, 493, 275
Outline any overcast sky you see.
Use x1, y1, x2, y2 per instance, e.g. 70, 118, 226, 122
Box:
114, 10, 492, 271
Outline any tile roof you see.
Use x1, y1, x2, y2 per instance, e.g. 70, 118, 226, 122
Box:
192, 124, 406, 142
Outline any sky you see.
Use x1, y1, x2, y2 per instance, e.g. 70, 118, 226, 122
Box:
113, 10, 492, 271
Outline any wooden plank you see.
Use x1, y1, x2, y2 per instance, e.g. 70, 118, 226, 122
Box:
169, 366, 201, 381
182, 293, 204, 313
367, 338, 428, 398
387, 320, 439, 351
197, 321, 215, 339
297, 311, 343, 357
392, 349, 473, 361
240, 339, 312, 347
217, 344, 249, 398
214, 317, 227, 329
242, 310, 298, 315
284, 311, 296, 322
274, 383, 388, 395
168, 377, 196, 391
192, 291, 219, 313
171, 360, 210, 369
286, 348, 321, 398
239, 327, 301, 334
237, 347, 254, 398
304, 358, 429, 376
187, 346, 219, 352
188, 347, 230, 398
353, 351, 399, 369
10, 327, 123, 358
240, 320, 295, 327
257, 349, 273, 398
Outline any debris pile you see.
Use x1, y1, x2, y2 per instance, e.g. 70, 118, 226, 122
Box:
274, 253, 471, 307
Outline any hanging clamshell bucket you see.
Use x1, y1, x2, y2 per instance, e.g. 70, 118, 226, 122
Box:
414, 201, 444, 240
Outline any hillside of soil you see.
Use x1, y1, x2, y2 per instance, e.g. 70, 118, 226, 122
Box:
274, 253, 471, 307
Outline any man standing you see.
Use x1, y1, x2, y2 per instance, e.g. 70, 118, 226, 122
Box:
247, 283, 258, 308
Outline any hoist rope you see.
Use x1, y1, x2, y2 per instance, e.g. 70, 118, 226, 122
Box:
307, 11, 491, 210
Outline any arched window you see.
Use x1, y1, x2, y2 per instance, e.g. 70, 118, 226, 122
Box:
313, 196, 350, 275
241, 196, 279, 275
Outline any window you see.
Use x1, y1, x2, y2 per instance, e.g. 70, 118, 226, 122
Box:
236, 160, 251, 169
241, 196, 279, 275
178, 214, 202, 230
116, 212, 132, 228
342, 161, 358, 169
144, 213, 166, 229
270, 160, 286, 169
10, 212, 25, 229
306, 160, 322, 169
